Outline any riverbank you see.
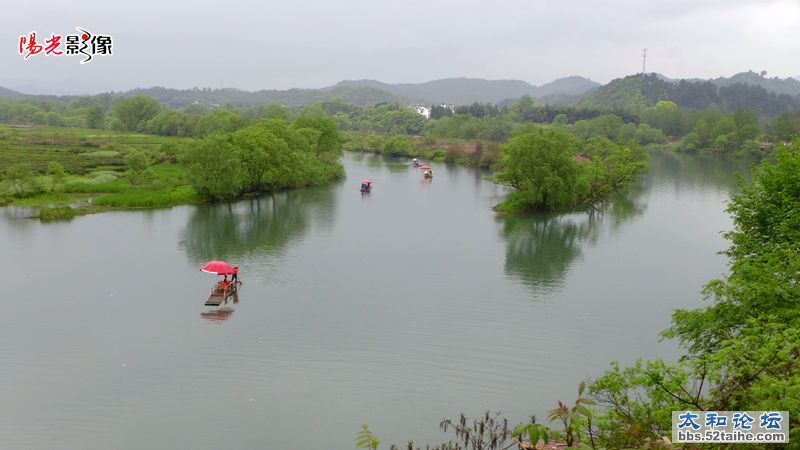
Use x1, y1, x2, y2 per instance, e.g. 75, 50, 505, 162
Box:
342, 132, 501, 168
0, 123, 344, 220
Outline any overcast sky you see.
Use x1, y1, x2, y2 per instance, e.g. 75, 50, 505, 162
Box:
2, 0, 800, 95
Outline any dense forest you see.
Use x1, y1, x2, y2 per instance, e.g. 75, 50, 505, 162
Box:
580, 74, 800, 118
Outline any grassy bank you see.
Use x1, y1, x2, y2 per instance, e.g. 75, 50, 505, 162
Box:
0, 120, 346, 220
0, 125, 198, 219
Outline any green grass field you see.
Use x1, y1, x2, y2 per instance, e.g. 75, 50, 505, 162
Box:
0, 124, 189, 174
0, 125, 199, 217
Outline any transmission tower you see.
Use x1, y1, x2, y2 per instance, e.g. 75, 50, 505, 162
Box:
641, 48, 647, 76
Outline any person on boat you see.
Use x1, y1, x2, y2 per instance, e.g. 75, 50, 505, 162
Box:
219, 276, 230, 290
361, 182, 368, 190
232, 266, 239, 284
412, 158, 419, 166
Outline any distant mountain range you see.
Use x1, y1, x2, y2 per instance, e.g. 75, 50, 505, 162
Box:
327, 76, 600, 105
124, 85, 403, 108
1, 72, 798, 117
0, 76, 600, 107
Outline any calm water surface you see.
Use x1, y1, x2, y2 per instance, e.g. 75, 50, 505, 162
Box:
0, 152, 750, 449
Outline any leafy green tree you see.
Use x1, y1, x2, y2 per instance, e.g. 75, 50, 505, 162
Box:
112, 95, 162, 132
732, 107, 760, 142
590, 140, 800, 447
640, 100, 687, 137
195, 108, 250, 136
293, 115, 342, 155
260, 104, 290, 120
509, 95, 538, 121
183, 134, 241, 199
430, 104, 453, 120
145, 110, 189, 136
124, 150, 152, 184
767, 112, 800, 141
46, 161, 66, 192
381, 135, 413, 157
494, 128, 581, 211
230, 126, 290, 191
580, 137, 648, 206
552, 113, 568, 126
5, 163, 35, 196
85, 105, 105, 129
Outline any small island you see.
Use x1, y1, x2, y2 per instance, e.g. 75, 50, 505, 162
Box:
493, 127, 647, 213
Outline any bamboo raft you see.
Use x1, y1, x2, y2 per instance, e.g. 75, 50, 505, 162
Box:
205, 283, 239, 306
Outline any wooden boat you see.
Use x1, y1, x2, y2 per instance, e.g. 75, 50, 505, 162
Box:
205, 281, 239, 306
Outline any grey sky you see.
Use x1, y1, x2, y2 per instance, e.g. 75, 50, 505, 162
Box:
2, 0, 800, 95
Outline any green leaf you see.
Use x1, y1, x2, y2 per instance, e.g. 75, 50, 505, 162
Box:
528, 427, 539, 446
511, 423, 527, 438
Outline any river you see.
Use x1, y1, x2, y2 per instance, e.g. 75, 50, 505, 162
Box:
0, 151, 750, 449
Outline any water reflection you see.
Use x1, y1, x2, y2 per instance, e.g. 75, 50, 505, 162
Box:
498, 188, 645, 295
180, 188, 337, 265
646, 151, 753, 192
200, 306, 235, 323
499, 213, 595, 294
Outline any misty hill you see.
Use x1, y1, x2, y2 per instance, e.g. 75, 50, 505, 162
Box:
536, 76, 599, 97
330, 76, 599, 105
711, 71, 800, 96
0, 87, 24, 99
126, 85, 401, 108
578, 74, 799, 118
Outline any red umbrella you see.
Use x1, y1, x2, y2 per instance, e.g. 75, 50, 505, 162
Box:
419, 165, 430, 170
200, 260, 234, 275
361, 178, 373, 183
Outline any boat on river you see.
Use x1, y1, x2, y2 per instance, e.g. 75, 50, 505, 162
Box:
360, 178, 374, 192
420, 165, 433, 179
205, 277, 239, 306
200, 260, 241, 306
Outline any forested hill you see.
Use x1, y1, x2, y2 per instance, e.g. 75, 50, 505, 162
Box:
578, 74, 799, 118
712, 71, 800, 96
127, 85, 402, 108
0, 87, 25, 99
328, 76, 600, 105
0, 85, 402, 108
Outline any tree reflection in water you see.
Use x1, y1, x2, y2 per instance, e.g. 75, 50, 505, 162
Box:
498, 188, 645, 295
180, 188, 337, 268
